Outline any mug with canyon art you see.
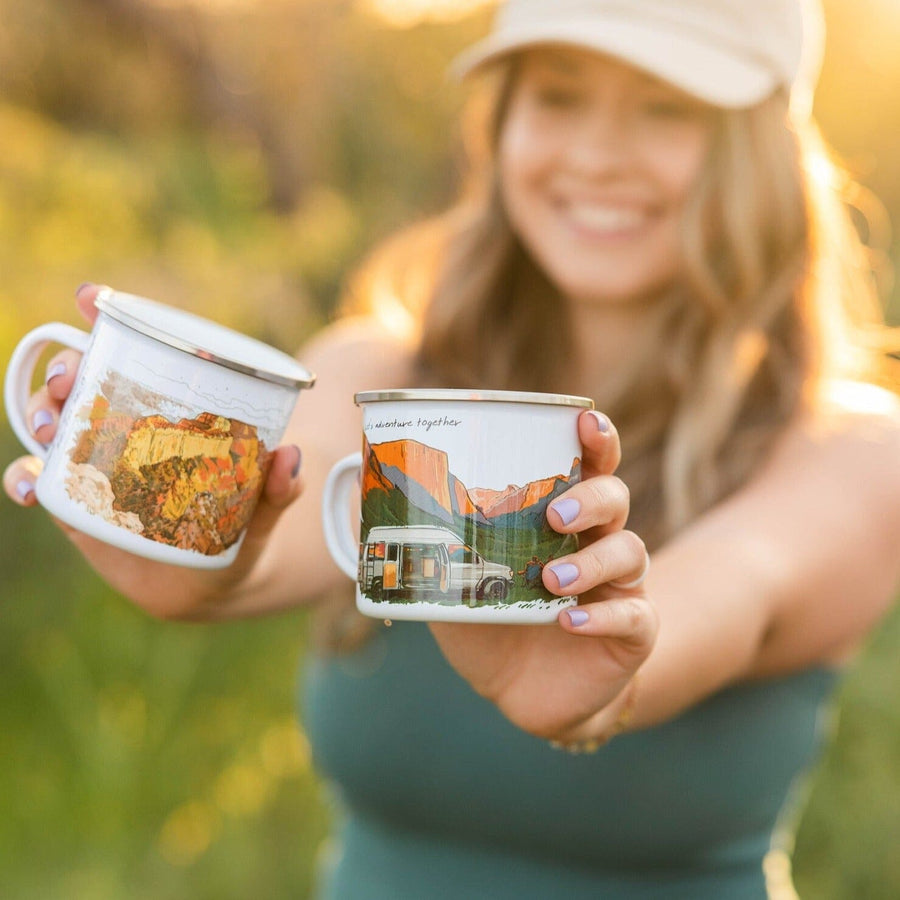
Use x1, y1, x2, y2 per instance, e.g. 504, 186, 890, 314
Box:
4, 288, 315, 568
322, 389, 593, 623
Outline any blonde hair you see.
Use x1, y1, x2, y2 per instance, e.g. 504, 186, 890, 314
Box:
344, 66, 897, 552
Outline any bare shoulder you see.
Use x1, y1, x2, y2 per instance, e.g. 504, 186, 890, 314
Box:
301, 315, 418, 387
779, 380, 900, 501
284, 317, 418, 462
704, 378, 900, 551
761, 380, 900, 547
817, 378, 900, 432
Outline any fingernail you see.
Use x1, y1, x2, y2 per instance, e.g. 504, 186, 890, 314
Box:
548, 562, 579, 589
290, 445, 302, 478
46, 362, 67, 384
588, 411, 610, 433
567, 609, 589, 627
550, 497, 580, 526
16, 480, 35, 501
32, 409, 54, 432
75, 283, 91, 296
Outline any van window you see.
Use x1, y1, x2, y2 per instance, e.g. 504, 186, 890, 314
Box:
401, 543, 443, 587
448, 543, 476, 564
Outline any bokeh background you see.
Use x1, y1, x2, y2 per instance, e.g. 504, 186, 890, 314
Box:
1, 1, 899, 897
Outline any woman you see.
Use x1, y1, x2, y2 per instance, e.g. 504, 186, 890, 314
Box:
6, 0, 900, 896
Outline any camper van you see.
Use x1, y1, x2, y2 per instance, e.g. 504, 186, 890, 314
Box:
359, 525, 514, 605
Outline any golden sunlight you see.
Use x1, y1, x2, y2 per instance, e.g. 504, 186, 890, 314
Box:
371, 279, 418, 341
143, 0, 267, 9
361, 0, 494, 27
824, 379, 900, 416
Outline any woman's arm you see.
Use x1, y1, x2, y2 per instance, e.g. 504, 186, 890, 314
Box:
429, 389, 900, 745
634, 389, 900, 724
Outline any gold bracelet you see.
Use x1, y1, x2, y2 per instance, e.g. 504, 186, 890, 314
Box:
607, 669, 640, 737
549, 671, 640, 755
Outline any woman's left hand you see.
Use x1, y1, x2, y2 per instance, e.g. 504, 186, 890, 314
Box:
429, 410, 658, 745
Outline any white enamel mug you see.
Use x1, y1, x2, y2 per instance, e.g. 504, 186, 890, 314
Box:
4, 289, 315, 568
322, 389, 594, 623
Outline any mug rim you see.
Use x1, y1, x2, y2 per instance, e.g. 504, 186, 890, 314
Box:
354, 388, 594, 408
95, 289, 316, 390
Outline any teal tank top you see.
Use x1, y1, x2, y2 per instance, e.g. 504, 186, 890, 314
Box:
302, 621, 837, 899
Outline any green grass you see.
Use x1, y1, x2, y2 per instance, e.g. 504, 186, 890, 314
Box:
792, 601, 900, 899
0, 491, 330, 899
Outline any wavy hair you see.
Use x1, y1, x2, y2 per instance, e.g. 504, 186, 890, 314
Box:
345, 63, 897, 552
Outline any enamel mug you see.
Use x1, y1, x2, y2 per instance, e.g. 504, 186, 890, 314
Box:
4, 289, 315, 568
322, 389, 594, 623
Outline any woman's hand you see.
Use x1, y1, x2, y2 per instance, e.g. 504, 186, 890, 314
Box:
2, 284, 304, 620
428, 410, 658, 745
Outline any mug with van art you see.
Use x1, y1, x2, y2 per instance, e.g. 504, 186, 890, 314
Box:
4, 289, 315, 568
322, 389, 593, 623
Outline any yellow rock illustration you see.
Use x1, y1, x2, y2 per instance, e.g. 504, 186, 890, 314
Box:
68, 392, 269, 555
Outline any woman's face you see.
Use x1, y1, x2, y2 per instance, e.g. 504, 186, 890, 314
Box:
498, 47, 716, 306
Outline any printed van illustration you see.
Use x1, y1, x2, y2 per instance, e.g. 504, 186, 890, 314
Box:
359, 525, 514, 605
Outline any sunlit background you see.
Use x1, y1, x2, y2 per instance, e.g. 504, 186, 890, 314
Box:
1, 1, 899, 898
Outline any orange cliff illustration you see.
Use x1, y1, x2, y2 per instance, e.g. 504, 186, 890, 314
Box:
363, 438, 452, 509
362, 437, 578, 523
468, 474, 571, 518
66, 392, 268, 555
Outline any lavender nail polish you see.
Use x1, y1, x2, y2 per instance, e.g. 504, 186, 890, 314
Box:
291, 446, 302, 478
32, 409, 54, 433
46, 362, 67, 384
588, 411, 610, 433
550, 497, 580, 526
567, 609, 589, 627
16, 480, 35, 501
548, 562, 579, 589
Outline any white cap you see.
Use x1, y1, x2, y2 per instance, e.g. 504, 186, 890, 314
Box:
452, 0, 825, 116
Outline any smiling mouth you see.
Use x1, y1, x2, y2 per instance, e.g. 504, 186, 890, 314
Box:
562, 202, 650, 236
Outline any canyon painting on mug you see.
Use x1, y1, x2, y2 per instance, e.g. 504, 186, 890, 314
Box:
358, 436, 579, 609
64, 372, 269, 555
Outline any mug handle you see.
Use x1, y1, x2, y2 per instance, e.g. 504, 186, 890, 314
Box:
4, 322, 92, 459
321, 451, 362, 580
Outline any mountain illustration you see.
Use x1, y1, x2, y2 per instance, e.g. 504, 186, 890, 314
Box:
69, 391, 268, 555
469, 477, 568, 519
362, 437, 580, 527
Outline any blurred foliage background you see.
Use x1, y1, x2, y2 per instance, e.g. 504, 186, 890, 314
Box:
1, 1, 898, 897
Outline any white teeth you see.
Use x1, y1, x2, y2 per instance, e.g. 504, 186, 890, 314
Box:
566, 203, 646, 232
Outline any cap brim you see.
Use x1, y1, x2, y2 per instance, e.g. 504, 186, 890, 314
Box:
450, 18, 777, 109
